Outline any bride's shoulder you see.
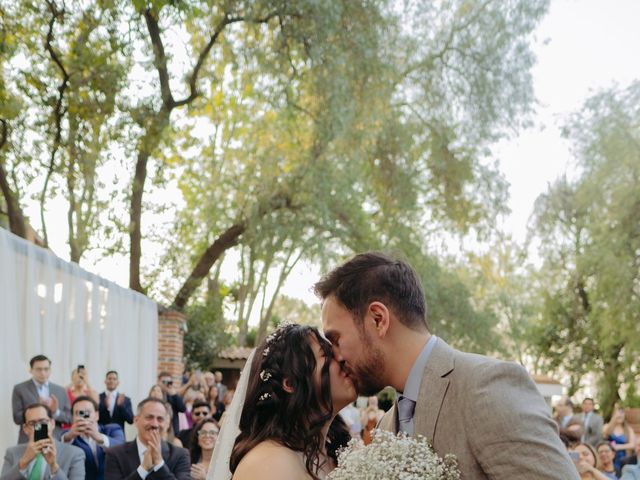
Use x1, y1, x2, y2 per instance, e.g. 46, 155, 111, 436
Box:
233, 441, 309, 480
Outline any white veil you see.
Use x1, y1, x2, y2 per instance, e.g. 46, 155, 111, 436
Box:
206, 349, 256, 480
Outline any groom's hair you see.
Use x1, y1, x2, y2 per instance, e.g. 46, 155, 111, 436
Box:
314, 251, 428, 332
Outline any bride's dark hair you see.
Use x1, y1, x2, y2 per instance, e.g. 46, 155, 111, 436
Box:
229, 324, 351, 479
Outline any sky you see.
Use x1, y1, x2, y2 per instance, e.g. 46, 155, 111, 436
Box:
24, 0, 640, 308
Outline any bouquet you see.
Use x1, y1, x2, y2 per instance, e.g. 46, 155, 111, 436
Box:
328, 430, 460, 480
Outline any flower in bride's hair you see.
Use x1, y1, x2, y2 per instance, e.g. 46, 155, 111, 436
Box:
262, 347, 270, 357
259, 370, 272, 382
328, 430, 460, 480
258, 393, 271, 401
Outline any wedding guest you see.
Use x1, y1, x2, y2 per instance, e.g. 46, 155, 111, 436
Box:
579, 398, 604, 447
597, 441, 620, 479
621, 463, 640, 480
66, 367, 99, 406
61, 396, 125, 480
104, 398, 190, 479
178, 401, 211, 447
189, 418, 219, 480
98, 370, 134, 430
11, 355, 71, 443
203, 372, 215, 390
1, 403, 84, 479
556, 396, 584, 445
157, 372, 186, 435
338, 401, 362, 439
163, 401, 184, 448
604, 406, 637, 473
207, 385, 225, 422
571, 442, 613, 480
213, 371, 228, 402
360, 397, 384, 446
179, 388, 206, 432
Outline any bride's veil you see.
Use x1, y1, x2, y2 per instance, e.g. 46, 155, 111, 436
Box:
206, 349, 256, 480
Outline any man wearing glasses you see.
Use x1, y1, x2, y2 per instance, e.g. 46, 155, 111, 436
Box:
0, 403, 85, 479
12, 355, 72, 444
177, 401, 212, 447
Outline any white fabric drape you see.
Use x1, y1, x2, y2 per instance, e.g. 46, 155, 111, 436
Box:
0, 227, 157, 454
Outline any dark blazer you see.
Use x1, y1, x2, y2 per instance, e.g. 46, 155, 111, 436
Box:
164, 394, 185, 435
11, 379, 72, 443
63, 424, 125, 480
378, 338, 580, 480
98, 392, 134, 429
0, 440, 85, 480
104, 440, 190, 480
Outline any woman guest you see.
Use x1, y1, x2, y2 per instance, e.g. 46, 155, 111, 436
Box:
571, 442, 614, 480
66, 368, 99, 405
207, 385, 225, 422
596, 441, 619, 479
190, 418, 219, 479
604, 406, 637, 473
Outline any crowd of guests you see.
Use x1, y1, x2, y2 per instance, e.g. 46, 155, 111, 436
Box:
554, 396, 640, 479
5, 353, 640, 479
3, 354, 232, 479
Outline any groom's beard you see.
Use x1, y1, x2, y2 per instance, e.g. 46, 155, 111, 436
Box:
349, 333, 386, 396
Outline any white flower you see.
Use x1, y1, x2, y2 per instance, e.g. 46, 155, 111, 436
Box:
328, 430, 460, 480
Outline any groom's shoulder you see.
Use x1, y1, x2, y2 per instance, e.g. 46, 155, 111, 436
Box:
444, 343, 527, 381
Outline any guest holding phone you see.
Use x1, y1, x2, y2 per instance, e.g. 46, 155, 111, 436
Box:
0, 403, 85, 479
156, 372, 186, 435
570, 442, 614, 480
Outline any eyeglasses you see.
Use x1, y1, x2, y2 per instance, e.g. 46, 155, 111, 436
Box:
197, 430, 219, 437
192, 410, 209, 417
26, 419, 49, 427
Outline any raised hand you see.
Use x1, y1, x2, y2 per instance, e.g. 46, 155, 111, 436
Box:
18, 438, 43, 470
117, 393, 126, 406
191, 463, 208, 480
41, 438, 58, 471
49, 394, 59, 413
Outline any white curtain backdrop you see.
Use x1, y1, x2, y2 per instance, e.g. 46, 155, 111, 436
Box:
0, 227, 157, 454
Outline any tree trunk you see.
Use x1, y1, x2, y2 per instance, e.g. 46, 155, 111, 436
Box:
0, 121, 28, 238
172, 223, 246, 309
129, 149, 149, 293
599, 344, 624, 420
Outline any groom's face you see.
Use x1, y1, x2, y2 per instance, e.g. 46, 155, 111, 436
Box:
322, 295, 386, 396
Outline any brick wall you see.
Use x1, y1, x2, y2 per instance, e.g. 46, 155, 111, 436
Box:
157, 310, 187, 386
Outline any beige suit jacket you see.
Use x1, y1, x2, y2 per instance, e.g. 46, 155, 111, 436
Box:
378, 339, 579, 479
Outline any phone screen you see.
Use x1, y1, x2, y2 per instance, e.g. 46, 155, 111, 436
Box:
34, 423, 48, 441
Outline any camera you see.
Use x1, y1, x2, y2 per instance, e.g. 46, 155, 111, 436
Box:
77, 410, 91, 419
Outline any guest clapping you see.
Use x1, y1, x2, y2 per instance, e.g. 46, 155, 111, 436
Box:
189, 419, 219, 480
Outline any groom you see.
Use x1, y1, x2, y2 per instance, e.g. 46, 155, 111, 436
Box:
315, 252, 579, 479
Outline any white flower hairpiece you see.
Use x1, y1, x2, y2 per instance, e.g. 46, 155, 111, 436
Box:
259, 370, 272, 381
258, 392, 271, 401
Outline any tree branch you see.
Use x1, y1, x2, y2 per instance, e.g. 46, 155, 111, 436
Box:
41, 0, 70, 248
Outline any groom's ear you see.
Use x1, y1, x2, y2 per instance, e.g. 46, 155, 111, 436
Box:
367, 301, 390, 338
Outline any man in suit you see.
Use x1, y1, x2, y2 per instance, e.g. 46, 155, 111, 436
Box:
554, 396, 584, 445
315, 251, 579, 479
577, 397, 604, 447
12, 355, 72, 443
104, 397, 190, 479
1, 403, 85, 479
176, 401, 212, 448
98, 371, 134, 430
62, 396, 125, 480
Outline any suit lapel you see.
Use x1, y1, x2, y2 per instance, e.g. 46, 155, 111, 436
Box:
26, 380, 39, 401
414, 339, 454, 442
126, 441, 141, 473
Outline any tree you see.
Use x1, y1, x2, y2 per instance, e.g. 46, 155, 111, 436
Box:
530, 81, 640, 417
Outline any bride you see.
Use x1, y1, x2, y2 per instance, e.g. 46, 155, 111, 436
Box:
209, 323, 357, 480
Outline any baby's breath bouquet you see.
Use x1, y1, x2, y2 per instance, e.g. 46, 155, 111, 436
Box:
328, 430, 460, 480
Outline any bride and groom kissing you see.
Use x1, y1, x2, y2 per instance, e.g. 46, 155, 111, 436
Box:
211, 252, 580, 480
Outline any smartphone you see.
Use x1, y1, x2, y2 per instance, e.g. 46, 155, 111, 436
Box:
77, 364, 85, 372
568, 451, 580, 463
34, 422, 48, 441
